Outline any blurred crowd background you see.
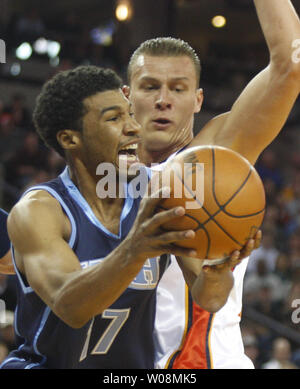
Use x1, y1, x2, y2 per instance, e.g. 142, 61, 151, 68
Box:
0, 0, 300, 369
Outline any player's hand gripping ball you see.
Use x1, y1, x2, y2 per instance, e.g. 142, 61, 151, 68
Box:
158, 146, 265, 261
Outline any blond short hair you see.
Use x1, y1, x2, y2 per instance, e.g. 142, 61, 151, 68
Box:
128, 37, 201, 86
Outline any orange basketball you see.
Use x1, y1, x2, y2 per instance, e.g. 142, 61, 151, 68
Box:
158, 145, 265, 261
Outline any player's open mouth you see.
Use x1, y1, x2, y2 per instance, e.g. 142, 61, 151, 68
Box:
118, 143, 139, 163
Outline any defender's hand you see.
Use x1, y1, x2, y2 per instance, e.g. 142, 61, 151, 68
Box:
202, 229, 262, 275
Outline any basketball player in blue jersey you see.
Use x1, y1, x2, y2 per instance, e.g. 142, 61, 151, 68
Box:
0, 209, 13, 274
126, 0, 300, 368
0, 66, 243, 369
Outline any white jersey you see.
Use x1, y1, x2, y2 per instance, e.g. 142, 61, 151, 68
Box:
154, 255, 253, 369
152, 149, 254, 369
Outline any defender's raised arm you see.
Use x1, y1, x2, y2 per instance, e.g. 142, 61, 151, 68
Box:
192, 0, 300, 165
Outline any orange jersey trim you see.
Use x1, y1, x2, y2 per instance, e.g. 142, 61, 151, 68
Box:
170, 301, 215, 369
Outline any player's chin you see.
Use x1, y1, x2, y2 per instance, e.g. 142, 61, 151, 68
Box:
146, 132, 174, 151
151, 125, 174, 136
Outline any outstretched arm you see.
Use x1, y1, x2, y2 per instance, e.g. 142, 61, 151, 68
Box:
191, 0, 300, 165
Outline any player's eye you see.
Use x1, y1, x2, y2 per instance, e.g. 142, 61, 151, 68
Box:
107, 115, 119, 122
174, 85, 185, 92
144, 85, 158, 90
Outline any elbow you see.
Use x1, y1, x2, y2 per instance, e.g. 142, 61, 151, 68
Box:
270, 57, 300, 85
52, 292, 93, 329
63, 315, 89, 330
53, 302, 89, 329
285, 62, 300, 85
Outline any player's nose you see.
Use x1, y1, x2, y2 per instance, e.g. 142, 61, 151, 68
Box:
155, 88, 172, 110
123, 115, 141, 135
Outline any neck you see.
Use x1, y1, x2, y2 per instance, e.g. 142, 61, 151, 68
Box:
68, 158, 124, 231
139, 137, 192, 166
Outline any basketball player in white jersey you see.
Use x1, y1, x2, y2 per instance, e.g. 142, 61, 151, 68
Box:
125, 0, 300, 368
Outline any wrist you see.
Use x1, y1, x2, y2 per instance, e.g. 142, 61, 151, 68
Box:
201, 265, 233, 282
117, 236, 147, 267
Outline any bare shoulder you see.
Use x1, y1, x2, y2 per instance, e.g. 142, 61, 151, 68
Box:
188, 112, 230, 148
9, 189, 64, 227
8, 189, 70, 251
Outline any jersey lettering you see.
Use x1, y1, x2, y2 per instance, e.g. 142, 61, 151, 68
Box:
79, 308, 130, 361
130, 257, 160, 289
81, 257, 160, 290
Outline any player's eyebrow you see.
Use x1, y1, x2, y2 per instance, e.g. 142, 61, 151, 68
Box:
140, 76, 189, 82
99, 103, 132, 117
100, 105, 121, 116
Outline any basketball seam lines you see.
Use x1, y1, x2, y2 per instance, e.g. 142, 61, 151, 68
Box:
211, 150, 265, 218
177, 159, 244, 248
180, 149, 259, 249
157, 205, 211, 258
160, 148, 265, 256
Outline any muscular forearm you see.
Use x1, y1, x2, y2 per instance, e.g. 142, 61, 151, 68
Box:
191, 268, 234, 313
176, 256, 234, 313
52, 242, 146, 328
254, 0, 300, 69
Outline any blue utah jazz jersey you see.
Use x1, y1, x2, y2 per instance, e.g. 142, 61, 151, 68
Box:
0, 167, 169, 369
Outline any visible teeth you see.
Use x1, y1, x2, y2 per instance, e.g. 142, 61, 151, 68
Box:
120, 143, 138, 151
118, 154, 138, 161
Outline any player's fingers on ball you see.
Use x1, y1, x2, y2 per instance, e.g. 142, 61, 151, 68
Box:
240, 239, 254, 259
246, 238, 255, 254
162, 244, 197, 258
141, 207, 185, 235
254, 229, 262, 249
230, 250, 240, 260
148, 206, 186, 230
142, 207, 185, 231
228, 250, 241, 266
158, 229, 195, 243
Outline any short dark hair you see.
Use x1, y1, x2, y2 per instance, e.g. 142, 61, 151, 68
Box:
33, 65, 122, 157
128, 37, 201, 86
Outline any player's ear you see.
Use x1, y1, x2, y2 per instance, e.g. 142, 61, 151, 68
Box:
57, 129, 81, 152
194, 88, 203, 113
122, 85, 130, 99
